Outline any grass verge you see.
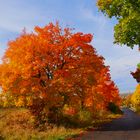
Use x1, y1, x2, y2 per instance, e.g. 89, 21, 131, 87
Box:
0, 108, 122, 140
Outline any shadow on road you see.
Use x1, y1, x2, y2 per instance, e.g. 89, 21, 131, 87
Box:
72, 108, 140, 140
97, 108, 140, 131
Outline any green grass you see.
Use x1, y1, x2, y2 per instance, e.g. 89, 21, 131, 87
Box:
0, 108, 122, 140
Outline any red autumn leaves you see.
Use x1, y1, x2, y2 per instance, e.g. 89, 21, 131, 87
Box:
0, 23, 121, 114
131, 69, 140, 83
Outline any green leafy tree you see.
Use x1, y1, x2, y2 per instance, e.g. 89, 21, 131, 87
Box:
137, 63, 140, 69
97, 0, 140, 49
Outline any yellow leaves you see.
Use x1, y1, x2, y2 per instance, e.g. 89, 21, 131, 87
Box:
14, 96, 33, 107
131, 84, 140, 106
63, 105, 77, 116
26, 97, 33, 106
97, 0, 112, 7
3, 100, 9, 107
15, 97, 25, 107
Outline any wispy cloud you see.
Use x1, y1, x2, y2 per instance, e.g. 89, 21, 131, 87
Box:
0, 0, 139, 92
0, 0, 61, 33
106, 54, 139, 78
93, 35, 139, 93
78, 4, 108, 32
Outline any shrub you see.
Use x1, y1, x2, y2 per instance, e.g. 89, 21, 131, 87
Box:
107, 102, 122, 114
78, 109, 92, 122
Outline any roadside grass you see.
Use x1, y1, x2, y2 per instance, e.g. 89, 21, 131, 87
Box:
0, 108, 82, 140
0, 108, 122, 140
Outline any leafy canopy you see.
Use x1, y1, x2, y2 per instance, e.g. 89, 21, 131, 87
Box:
131, 84, 140, 107
97, 0, 140, 49
0, 23, 121, 124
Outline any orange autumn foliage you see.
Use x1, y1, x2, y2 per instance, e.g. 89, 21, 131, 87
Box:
96, 67, 121, 107
0, 23, 121, 123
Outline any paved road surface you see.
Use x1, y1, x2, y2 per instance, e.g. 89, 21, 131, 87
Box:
74, 108, 140, 140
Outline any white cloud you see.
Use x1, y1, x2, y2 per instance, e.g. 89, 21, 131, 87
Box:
0, 0, 57, 33
106, 54, 139, 78
0, 0, 139, 92
78, 5, 108, 32
93, 36, 139, 93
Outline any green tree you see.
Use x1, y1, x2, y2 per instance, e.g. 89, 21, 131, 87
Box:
137, 63, 140, 69
97, 0, 140, 49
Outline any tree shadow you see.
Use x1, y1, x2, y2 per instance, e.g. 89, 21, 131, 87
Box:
96, 109, 140, 131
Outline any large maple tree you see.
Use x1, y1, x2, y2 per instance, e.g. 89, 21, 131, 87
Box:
0, 23, 121, 123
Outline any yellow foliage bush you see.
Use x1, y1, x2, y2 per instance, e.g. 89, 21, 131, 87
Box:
131, 84, 140, 110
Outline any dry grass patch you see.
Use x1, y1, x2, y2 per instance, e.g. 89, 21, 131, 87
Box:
0, 108, 122, 140
0, 108, 82, 140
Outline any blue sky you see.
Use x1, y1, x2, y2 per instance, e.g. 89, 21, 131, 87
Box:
0, 0, 139, 93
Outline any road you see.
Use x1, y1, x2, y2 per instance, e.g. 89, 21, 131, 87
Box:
74, 108, 140, 140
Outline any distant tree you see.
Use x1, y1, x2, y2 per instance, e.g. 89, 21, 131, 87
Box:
122, 94, 132, 107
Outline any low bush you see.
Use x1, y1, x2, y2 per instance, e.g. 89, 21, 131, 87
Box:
107, 102, 122, 114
